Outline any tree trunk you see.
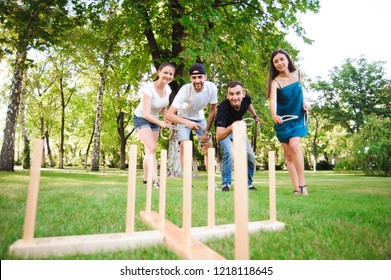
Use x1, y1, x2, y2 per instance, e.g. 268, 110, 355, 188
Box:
45, 130, 54, 167
91, 72, 105, 172
117, 111, 126, 170
84, 126, 94, 168
167, 129, 182, 177
0, 50, 27, 171
59, 77, 65, 169
19, 82, 30, 169
40, 116, 46, 168
192, 158, 199, 177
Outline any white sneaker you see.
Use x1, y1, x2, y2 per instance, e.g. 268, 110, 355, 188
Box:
215, 184, 221, 191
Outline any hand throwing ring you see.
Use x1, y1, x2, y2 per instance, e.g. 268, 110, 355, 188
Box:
160, 124, 178, 140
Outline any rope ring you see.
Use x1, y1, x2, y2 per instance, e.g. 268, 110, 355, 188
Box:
160, 124, 178, 140
242, 118, 260, 136
281, 115, 298, 123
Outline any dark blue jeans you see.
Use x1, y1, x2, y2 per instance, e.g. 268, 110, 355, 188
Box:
219, 133, 255, 187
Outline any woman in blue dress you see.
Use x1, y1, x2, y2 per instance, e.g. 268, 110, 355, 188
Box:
267, 49, 310, 195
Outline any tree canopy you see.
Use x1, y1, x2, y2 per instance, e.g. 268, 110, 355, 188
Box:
312, 57, 391, 133
11, 1, 390, 177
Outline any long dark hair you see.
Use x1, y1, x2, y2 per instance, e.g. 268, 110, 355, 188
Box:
267, 49, 297, 98
152, 62, 175, 81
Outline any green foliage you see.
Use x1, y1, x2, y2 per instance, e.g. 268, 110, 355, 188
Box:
1, 0, 321, 172
335, 115, 391, 176
316, 160, 333, 170
334, 158, 358, 172
122, 0, 320, 109
350, 115, 391, 176
0, 0, 73, 52
312, 56, 391, 133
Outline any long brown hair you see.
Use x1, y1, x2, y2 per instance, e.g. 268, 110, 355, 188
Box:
152, 62, 175, 81
267, 49, 297, 98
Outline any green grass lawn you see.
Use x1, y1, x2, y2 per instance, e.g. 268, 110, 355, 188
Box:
1, 168, 390, 260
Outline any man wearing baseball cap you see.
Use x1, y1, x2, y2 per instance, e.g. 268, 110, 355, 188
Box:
166, 63, 218, 185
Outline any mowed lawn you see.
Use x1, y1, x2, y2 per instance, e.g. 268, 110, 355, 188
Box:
1, 168, 390, 260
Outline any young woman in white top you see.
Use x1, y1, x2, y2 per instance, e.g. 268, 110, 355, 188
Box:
133, 62, 175, 188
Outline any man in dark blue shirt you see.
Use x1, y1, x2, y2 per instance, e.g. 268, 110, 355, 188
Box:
215, 81, 262, 191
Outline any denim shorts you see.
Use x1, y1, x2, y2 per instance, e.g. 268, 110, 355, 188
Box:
177, 118, 207, 143
133, 115, 159, 132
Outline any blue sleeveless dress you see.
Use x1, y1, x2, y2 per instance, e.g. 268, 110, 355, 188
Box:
274, 71, 308, 143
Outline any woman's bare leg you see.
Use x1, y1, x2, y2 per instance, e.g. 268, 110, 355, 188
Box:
281, 137, 307, 195
137, 128, 159, 181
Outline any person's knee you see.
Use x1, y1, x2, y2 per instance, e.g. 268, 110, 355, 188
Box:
223, 150, 233, 161
145, 145, 157, 154
285, 153, 293, 162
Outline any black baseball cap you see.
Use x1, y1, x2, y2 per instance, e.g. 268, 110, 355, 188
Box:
189, 63, 206, 75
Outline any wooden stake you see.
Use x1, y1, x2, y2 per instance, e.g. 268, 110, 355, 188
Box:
183, 140, 192, 244
146, 154, 153, 212
159, 150, 167, 228
207, 147, 215, 227
268, 151, 277, 222
233, 121, 249, 260
126, 145, 137, 233
23, 139, 44, 243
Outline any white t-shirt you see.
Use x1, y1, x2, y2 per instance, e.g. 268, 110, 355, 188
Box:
134, 82, 171, 118
171, 81, 218, 120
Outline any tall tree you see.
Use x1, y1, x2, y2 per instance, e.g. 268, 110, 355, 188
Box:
76, 1, 129, 172
121, 0, 320, 175
313, 56, 391, 133
0, 0, 72, 171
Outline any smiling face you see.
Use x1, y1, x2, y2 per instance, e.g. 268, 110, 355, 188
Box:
226, 84, 245, 110
190, 74, 206, 92
272, 53, 289, 73
158, 65, 175, 84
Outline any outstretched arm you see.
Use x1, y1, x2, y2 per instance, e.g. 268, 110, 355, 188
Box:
247, 104, 263, 124
166, 106, 202, 130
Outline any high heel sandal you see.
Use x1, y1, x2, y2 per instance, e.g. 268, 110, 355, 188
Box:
299, 185, 308, 195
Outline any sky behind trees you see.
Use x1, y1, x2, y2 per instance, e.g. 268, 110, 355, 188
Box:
288, 0, 391, 79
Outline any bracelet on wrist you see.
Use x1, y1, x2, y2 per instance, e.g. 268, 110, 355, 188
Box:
253, 115, 258, 120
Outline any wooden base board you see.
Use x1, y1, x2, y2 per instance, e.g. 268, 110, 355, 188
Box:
191, 220, 285, 242
9, 230, 163, 258
9, 214, 285, 259
141, 211, 226, 260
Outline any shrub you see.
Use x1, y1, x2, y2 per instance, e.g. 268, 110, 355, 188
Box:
316, 160, 334, 170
